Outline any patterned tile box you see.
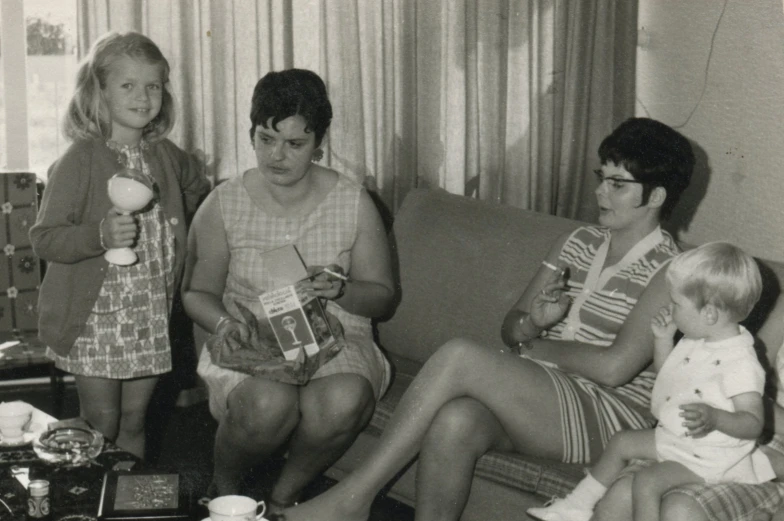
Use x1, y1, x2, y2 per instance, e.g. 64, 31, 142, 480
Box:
0, 173, 42, 335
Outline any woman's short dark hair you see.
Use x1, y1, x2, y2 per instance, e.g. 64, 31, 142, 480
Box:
598, 117, 695, 221
249, 68, 333, 146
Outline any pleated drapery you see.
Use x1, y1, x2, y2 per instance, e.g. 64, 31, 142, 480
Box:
77, 0, 636, 221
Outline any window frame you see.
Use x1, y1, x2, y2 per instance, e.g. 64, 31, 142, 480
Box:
0, 0, 31, 170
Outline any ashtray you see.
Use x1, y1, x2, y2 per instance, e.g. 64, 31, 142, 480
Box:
33, 427, 104, 466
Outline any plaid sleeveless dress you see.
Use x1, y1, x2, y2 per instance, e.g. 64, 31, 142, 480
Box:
198, 173, 391, 421
48, 141, 175, 378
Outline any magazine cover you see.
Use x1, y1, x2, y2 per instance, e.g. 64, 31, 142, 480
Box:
258, 244, 338, 361
259, 282, 337, 361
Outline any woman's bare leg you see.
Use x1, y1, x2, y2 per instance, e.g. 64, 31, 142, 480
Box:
269, 374, 375, 509
212, 377, 299, 495
632, 462, 701, 521
591, 475, 633, 521
115, 376, 159, 458
415, 397, 514, 521
283, 338, 567, 521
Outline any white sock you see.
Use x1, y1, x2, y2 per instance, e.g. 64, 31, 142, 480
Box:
563, 472, 607, 510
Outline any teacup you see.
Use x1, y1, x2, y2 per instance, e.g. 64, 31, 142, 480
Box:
206, 495, 266, 521
0, 401, 33, 442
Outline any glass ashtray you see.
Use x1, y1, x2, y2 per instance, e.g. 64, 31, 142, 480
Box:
33, 427, 104, 466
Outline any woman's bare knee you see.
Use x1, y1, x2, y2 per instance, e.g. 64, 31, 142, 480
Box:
227, 383, 299, 439
424, 398, 506, 457
300, 376, 375, 440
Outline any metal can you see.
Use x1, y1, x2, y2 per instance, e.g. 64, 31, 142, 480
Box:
27, 479, 51, 520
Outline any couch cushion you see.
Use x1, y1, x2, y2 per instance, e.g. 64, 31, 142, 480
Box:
378, 188, 582, 366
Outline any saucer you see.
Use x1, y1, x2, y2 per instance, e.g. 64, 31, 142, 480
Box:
0, 430, 36, 447
201, 518, 270, 521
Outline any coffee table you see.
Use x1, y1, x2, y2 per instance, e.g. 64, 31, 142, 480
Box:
0, 333, 65, 418
0, 438, 141, 520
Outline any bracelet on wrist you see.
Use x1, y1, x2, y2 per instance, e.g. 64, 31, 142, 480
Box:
512, 314, 541, 352
517, 313, 542, 339
214, 315, 235, 334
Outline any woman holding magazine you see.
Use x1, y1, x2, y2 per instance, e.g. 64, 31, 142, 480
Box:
181, 68, 394, 515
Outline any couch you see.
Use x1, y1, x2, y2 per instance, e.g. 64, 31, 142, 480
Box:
322, 187, 784, 520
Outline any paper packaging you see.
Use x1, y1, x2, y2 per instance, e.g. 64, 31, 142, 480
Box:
259, 245, 337, 361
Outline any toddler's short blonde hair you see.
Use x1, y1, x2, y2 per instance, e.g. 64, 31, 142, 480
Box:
666, 242, 762, 322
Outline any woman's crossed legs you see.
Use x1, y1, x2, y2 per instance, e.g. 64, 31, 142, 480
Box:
283, 338, 617, 521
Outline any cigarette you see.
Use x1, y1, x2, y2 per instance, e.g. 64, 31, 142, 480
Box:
322, 267, 350, 282
541, 261, 559, 272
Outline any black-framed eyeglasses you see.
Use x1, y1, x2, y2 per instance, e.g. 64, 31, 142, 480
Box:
593, 169, 646, 191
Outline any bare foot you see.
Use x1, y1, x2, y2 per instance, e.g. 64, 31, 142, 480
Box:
279, 481, 372, 521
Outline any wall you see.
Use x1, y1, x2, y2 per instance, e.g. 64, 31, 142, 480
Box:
636, 0, 784, 263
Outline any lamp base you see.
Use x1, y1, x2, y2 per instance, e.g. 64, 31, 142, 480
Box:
104, 247, 137, 266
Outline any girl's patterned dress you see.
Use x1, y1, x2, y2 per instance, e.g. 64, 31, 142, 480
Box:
47, 141, 176, 378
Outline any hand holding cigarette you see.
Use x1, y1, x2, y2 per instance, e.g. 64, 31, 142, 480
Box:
306, 264, 350, 300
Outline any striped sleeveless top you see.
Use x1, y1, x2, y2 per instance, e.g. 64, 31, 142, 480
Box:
547, 225, 679, 346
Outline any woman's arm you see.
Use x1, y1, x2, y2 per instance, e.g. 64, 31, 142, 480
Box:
761, 294, 784, 374
502, 231, 671, 386
759, 295, 784, 433
501, 232, 571, 347
180, 191, 235, 335
326, 189, 394, 318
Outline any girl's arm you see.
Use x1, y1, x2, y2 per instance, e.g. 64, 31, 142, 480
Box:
680, 392, 764, 440
502, 231, 670, 387
321, 189, 394, 318
30, 150, 105, 264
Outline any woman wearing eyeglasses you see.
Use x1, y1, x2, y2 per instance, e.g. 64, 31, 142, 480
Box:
282, 118, 701, 521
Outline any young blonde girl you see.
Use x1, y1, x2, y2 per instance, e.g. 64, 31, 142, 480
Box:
30, 32, 209, 458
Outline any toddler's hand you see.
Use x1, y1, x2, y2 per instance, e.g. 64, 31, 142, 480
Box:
101, 208, 138, 249
651, 305, 677, 339
680, 402, 717, 438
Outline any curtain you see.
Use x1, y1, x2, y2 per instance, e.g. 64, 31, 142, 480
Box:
77, 0, 637, 221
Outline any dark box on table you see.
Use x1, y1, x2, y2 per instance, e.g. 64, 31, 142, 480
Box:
97, 471, 190, 521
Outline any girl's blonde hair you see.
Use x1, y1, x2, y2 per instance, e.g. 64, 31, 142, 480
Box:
666, 241, 762, 322
63, 31, 175, 143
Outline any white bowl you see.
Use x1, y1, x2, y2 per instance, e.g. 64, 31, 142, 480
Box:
0, 401, 33, 442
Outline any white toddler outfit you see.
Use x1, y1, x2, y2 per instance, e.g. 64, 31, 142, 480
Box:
650, 326, 774, 484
